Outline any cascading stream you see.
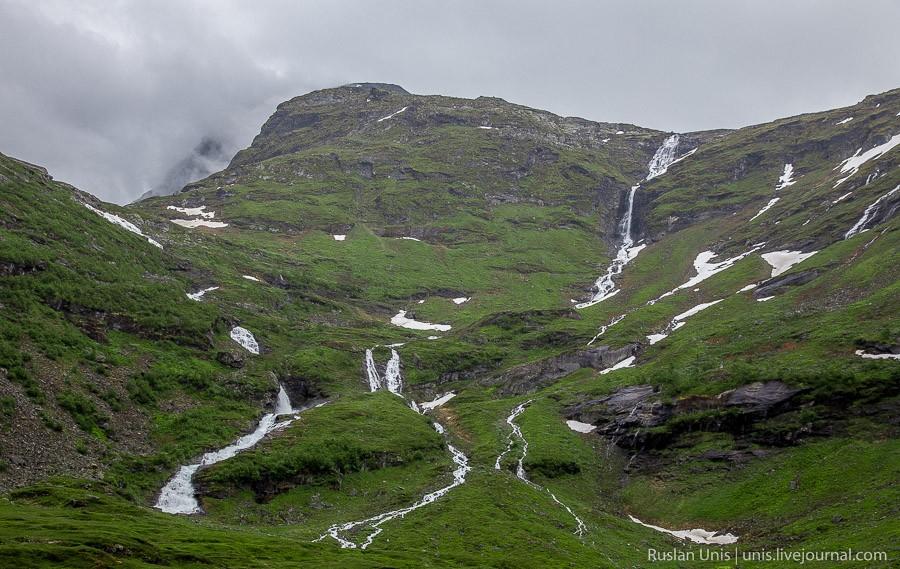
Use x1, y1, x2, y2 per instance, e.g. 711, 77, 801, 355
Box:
317, 347, 469, 548
576, 134, 681, 309
494, 401, 587, 537
155, 385, 300, 515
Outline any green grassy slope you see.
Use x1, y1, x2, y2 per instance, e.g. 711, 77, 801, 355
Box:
1, 84, 898, 567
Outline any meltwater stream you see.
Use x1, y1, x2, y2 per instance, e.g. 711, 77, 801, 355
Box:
154, 385, 298, 514
495, 401, 587, 536
576, 134, 681, 309
316, 348, 470, 548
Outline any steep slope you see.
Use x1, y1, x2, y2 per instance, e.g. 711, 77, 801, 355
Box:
1, 84, 898, 568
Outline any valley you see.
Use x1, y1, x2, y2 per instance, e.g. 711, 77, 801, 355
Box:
0, 82, 898, 568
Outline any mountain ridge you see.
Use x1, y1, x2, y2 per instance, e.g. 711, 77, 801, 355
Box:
0, 83, 898, 567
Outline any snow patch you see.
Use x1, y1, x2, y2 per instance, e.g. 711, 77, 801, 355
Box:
761, 250, 818, 277
420, 392, 456, 411
566, 420, 596, 433
775, 163, 796, 190
833, 134, 900, 187
390, 310, 451, 332
186, 286, 218, 301
600, 355, 636, 374
167, 205, 215, 219
333, 234, 346, 241
737, 283, 757, 293
628, 515, 738, 545
83, 203, 162, 248
242, 275, 261, 282
756, 296, 775, 302
170, 219, 228, 229
451, 297, 470, 304
229, 326, 259, 354
854, 349, 900, 360
835, 117, 854, 125
832, 192, 852, 204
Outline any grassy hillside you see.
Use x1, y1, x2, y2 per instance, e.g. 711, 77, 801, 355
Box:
1, 84, 898, 567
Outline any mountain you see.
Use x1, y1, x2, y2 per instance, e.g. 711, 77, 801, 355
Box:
135, 137, 231, 201
1, 84, 897, 568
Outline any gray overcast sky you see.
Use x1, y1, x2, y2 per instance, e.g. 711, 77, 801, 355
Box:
1, 0, 898, 204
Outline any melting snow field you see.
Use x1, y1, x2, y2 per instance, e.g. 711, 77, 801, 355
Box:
844, 184, 899, 239
775, 163, 796, 190
855, 349, 900, 360
600, 355, 636, 374
420, 392, 456, 411
566, 420, 596, 433
628, 515, 738, 545
167, 205, 215, 218
749, 197, 780, 221
495, 402, 587, 536
186, 286, 218, 301
155, 386, 298, 514
833, 134, 900, 187
650, 246, 764, 305
761, 250, 818, 277
390, 310, 452, 332
171, 219, 229, 229
230, 326, 260, 354
83, 203, 163, 249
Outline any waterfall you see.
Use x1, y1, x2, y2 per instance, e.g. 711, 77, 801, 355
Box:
576, 134, 681, 309
274, 385, 293, 415
383, 349, 403, 395
155, 387, 297, 514
364, 349, 382, 391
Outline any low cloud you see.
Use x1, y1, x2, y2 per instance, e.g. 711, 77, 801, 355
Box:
1, 0, 898, 203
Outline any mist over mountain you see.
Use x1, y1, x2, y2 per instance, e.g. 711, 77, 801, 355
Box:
135, 137, 232, 201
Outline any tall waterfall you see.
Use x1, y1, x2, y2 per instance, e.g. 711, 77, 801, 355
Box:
576, 134, 681, 309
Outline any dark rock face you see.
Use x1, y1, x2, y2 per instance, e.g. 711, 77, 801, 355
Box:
753, 269, 820, 299
483, 343, 641, 396
216, 350, 245, 369
719, 381, 804, 411
565, 380, 806, 452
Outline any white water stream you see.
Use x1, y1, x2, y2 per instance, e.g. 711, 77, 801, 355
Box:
577, 134, 682, 309
494, 401, 587, 536
317, 348, 470, 548
155, 385, 299, 514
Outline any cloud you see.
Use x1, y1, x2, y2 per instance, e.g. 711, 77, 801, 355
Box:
1, 0, 898, 203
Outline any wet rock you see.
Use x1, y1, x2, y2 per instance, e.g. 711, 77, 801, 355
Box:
753, 269, 819, 299
719, 381, 805, 414
216, 350, 245, 369
485, 343, 641, 396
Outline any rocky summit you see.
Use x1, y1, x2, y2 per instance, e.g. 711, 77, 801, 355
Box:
1, 83, 898, 568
